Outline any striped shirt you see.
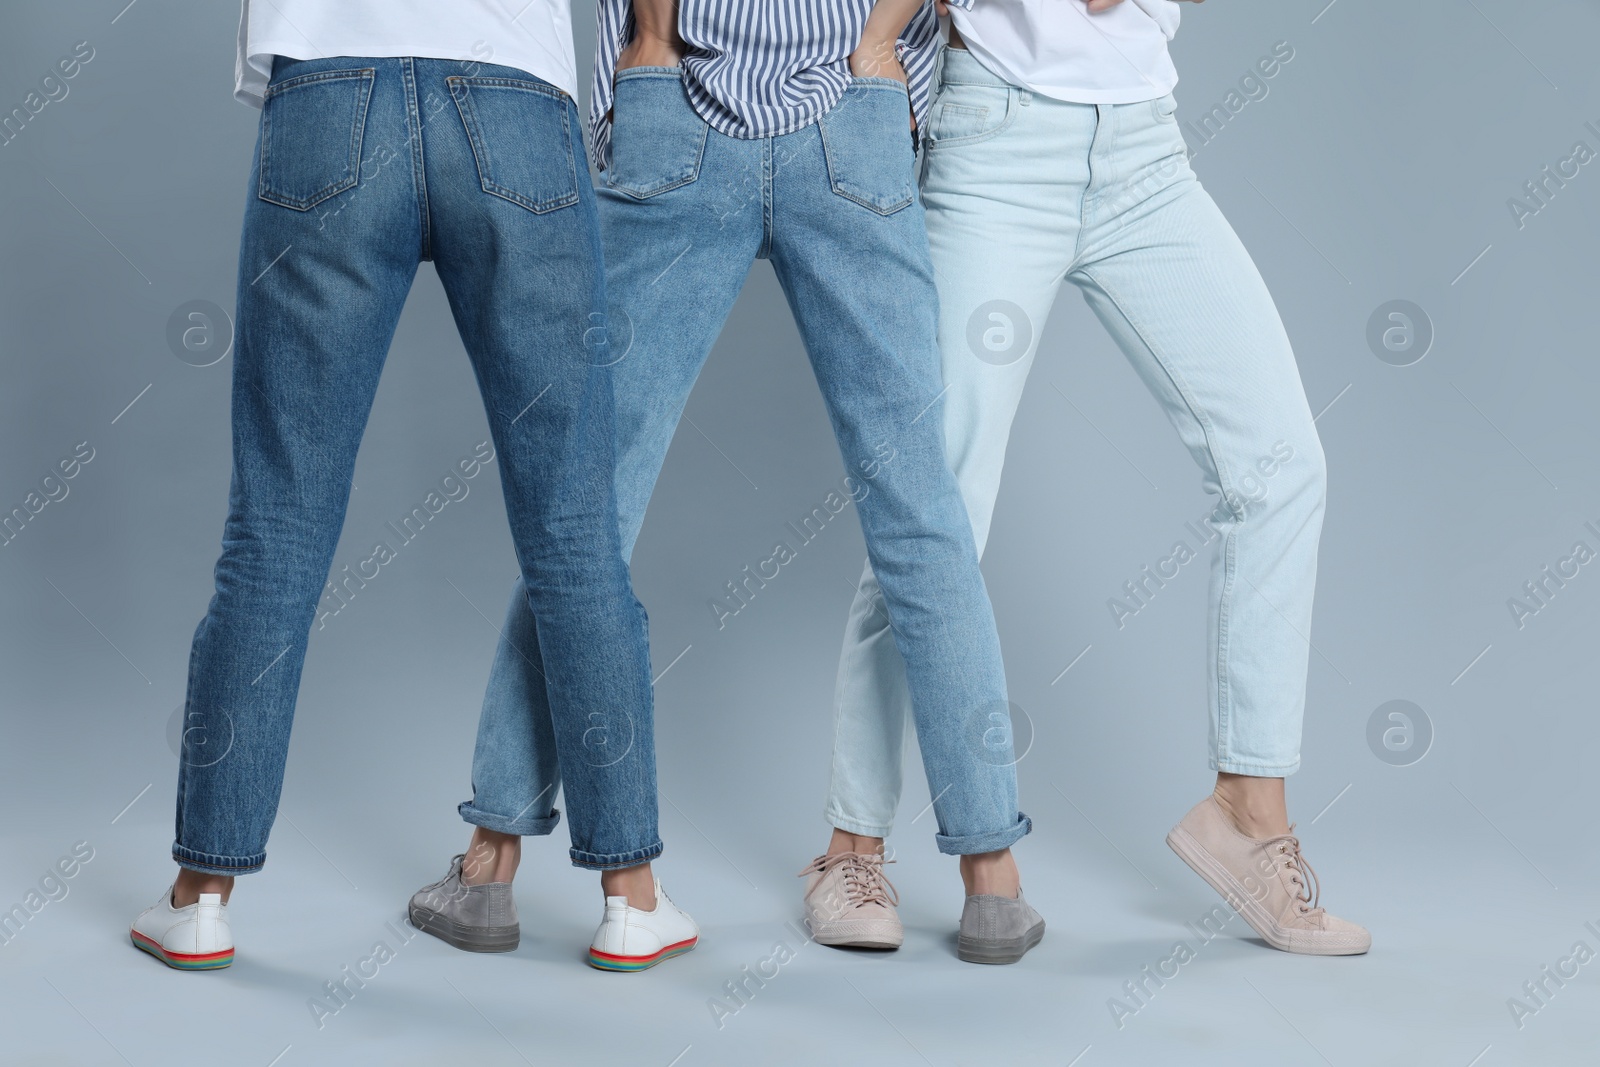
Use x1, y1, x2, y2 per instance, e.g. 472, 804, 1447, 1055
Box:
591, 0, 941, 167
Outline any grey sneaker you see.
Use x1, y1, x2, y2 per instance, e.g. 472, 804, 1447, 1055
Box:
799, 852, 903, 949
408, 854, 519, 952
958, 889, 1044, 964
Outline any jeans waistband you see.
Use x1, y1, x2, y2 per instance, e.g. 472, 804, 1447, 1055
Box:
269, 54, 559, 92
938, 46, 1014, 90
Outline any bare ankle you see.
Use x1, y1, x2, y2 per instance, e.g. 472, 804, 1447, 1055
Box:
600, 862, 657, 910
959, 848, 1020, 898
172, 868, 233, 907
462, 828, 521, 886
826, 827, 884, 857
1213, 773, 1291, 839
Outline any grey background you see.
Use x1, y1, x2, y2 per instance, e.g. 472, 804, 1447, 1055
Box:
2, 1, 1598, 1064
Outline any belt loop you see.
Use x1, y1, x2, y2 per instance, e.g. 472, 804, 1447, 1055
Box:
1020, 89, 1032, 107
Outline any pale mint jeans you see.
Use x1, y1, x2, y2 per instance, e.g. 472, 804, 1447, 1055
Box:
826, 47, 1328, 838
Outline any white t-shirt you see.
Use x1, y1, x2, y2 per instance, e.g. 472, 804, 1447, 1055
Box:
951, 0, 1181, 104
234, 0, 577, 108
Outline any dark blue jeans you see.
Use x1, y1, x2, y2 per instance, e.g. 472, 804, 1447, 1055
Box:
173, 56, 661, 875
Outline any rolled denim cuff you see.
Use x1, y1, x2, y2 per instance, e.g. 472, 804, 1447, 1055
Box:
934, 812, 1031, 856
1211, 757, 1301, 777
172, 842, 265, 876
458, 801, 562, 838
569, 840, 663, 872
825, 807, 894, 839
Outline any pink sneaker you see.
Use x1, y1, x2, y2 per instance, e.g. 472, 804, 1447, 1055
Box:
799, 852, 903, 950
1166, 796, 1370, 956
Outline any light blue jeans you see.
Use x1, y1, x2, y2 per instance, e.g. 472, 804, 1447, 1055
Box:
826, 47, 1328, 838
467, 67, 1031, 856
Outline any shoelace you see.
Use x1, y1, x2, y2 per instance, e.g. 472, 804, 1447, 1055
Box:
797, 852, 900, 909
1267, 830, 1322, 917
416, 854, 470, 907
418, 854, 464, 890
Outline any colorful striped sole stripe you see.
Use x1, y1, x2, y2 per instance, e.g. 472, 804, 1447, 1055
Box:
130, 930, 234, 970
587, 936, 697, 972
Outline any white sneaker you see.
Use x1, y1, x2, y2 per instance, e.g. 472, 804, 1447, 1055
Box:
130, 886, 234, 970
587, 880, 698, 972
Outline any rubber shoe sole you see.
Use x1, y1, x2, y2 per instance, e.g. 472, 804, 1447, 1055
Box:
957, 919, 1044, 965
1166, 824, 1370, 956
408, 903, 520, 953
130, 930, 234, 970
813, 933, 902, 950
587, 936, 697, 972
807, 918, 903, 950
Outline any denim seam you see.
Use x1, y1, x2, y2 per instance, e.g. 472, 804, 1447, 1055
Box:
1082, 103, 1124, 232
402, 59, 432, 258
760, 137, 774, 258
825, 681, 849, 834
1075, 109, 1101, 263
1072, 262, 1244, 762
1216, 526, 1237, 763
173, 637, 200, 854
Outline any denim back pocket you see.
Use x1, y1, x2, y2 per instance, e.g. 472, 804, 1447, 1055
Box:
818, 80, 916, 215
257, 68, 375, 211
448, 77, 580, 214
605, 68, 708, 199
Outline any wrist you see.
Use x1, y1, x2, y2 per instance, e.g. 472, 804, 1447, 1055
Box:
854, 29, 900, 55
617, 29, 683, 70
851, 34, 901, 70
632, 27, 683, 48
